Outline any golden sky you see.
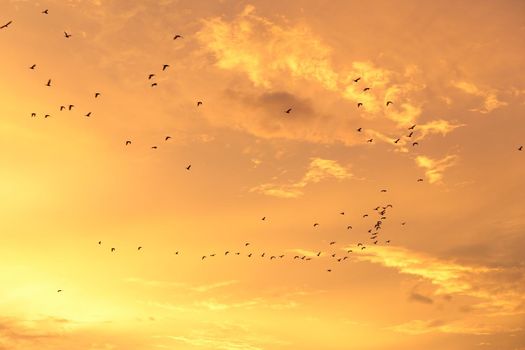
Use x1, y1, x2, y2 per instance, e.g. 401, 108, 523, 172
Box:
1, 1, 524, 349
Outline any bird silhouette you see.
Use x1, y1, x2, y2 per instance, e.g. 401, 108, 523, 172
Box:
98, 241, 101, 245
64, 31, 71, 38
401, 222, 406, 225
85, 112, 91, 117
125, 140, 131, 145
202, 256, 206, 260
165, 136, 171, 141
313, 223, 319, 227
95, 92, 101, 98
417, 178, 423, 182
60, 106, 65, 111
44, 114, 50, 118
138, 246, 142, 250
340, 211, 345, 215
148, 74, 155, 80
412, 142, 419, 146
386, 240, 391, 244
42, 9, 48, 14
380, 189, 387, 192
46, 79, 51, 87
245, 242, 250, 246
186, 164, 191, 170
173, 34, 183, 40
408, 124, 416, 130
151, 82, 157, 87
353, 77, 361, 83
329, 241, 336, 245
57, 289, 62, 292
363, 87, 370, 92
1, 21, 12, 29
327, 269, 332, 272
285, 108, 292, 114
357, 243, 363, 247
111, 248, 115, 252
162, 64, 169, 71
347, 225, 352, 229
68, 104, 74, 110
31, 113, 36, 117
261, 216, 266, 221
367, 138, 373, 143
363, 214, 368, 218
317, 252, 321, 256
151, 146, 157, 149
197, 101, 202, 106
394, 138, 400, 144
30, 64, 36, 70
519, 146, 523, 151
386, 101, 393, 106
361, 246, 366, 250
357, 127, 362, 132
357, 103, 363, 108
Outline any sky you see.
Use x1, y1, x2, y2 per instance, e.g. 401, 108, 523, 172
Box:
0, 0, 524, 349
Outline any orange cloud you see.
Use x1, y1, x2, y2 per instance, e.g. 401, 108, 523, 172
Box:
415, 155, 458, 184
453, 80, 507, 113
250, 158, 352, 198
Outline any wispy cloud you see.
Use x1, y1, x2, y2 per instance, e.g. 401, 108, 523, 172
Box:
453, 80, 507, 113
416, 155, 458, 184
250, 158, 352, 198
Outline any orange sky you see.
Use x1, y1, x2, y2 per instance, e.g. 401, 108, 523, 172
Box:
1, 1, 524, 349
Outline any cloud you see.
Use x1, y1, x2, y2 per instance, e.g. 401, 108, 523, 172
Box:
415, 154, 458, 184
389, 318, 523, 336
409, 291, 434, 304
196, 5, 448, 146
351, 246, 525, 318
453, 80, 507, 113
124, 278, 238, 293
250, 158, 352, 198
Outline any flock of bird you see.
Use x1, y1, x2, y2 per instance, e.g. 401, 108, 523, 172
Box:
1, 8, 522, 295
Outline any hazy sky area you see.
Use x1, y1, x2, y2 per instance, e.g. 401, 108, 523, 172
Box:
0, 0, 524, 349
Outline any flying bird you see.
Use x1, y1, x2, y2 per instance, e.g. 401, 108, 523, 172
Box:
111, 248, 115, 252
165, 136, 171, 141
313, 223, 319, 227
401, 222, 406, 225
386, 101, 393, 106
363, 87, 370, 92
408, 124, 416, 130
44, 114, 50, 118
31, 112, 36, 117
151, 146, 157, 149
98, 241, 101, 245
151, 82, 157, 87
340, 212, 345, 215
95, 92, 101, 98
125, 140, 131, 145
173, 34, 183, 40
357, 102, 363, 108
68, 104, 74, 110
519, 146, 523, 151
380, 189, 387, 192
197, 101, 202, 106
148, 74, 155, 80
186, 164, 191, 170
60, 106, 65, 111
85, 112, 91, 117
329, 241, 336, 245
367, 139, 373, 143
64, 31, 71, 38
317, 252, 321, 256
412, 142, 419, 146
46, 79, 51, 86
261, 216, 266, 221
394, 138, 400, 144
327, 269, 332, 272
162, 64, 169, 71
0, 21, 12, 29
353, 77, 361, 83
57, 289, 62, 292
357, 243, 363, 247
408, 132, 414, 137
363, 214, 368, 218
137, 246, 142, 250
347, 225, 352, 230
29, 64, 36, 70
357, 127, 362, 132
42, 9, 49, 14
285, 108, 292, 114
245, 242, 250, 246
417, 178, 424, 182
